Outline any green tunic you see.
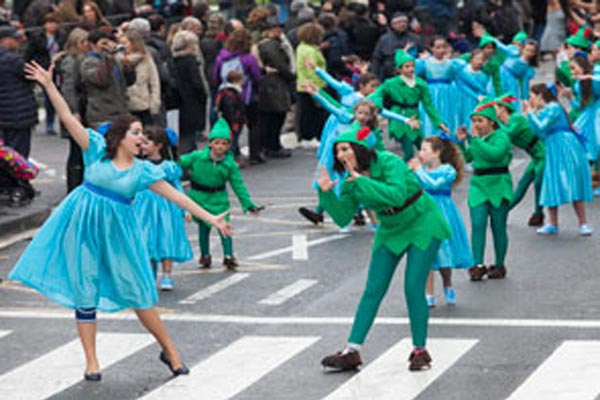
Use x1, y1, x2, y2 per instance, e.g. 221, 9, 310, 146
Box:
505, 112, 545, 174
556, 60, 573, 88
461, 129, 513, 208
370, 76, 443, 142
319, 151, 451, 255
180, 148, 256, 226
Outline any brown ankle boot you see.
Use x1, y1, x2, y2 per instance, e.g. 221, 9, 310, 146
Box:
321, 350, 362, 371
298, 207, 324, 225
408, 348, 432, 371
487, 265, 507, 279
468, 265, 487, 281
528, 213, 544, 227
223, 256, 239, 271
198, 255, 212, 269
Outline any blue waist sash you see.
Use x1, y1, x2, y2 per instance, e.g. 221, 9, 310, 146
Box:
83, 180, 133, 205
427, 78, 451, 84
426, 189, 451, 197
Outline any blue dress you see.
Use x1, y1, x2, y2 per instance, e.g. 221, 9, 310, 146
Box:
572, 77, 600, 161
454, 61, 492, 130
528, 103, 593, 207
488, 37, 534, 109
415, 58, 461, 135
9, 129, 166, 312
414, 165, 473, 270
133, 160, 193, 263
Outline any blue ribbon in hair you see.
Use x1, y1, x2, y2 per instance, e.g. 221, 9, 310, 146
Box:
574, 50, 589, 59
164, 128, 178, 146
546, 82, 558, 97
96, 121, 112, 136
438, 130, 462, 144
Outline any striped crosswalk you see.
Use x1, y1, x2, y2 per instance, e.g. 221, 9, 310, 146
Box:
1, 330, 598, 400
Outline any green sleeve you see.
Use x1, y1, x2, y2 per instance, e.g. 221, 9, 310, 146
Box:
318, 185, 359, 227
458, 140, 473, 163
492, 70, 503, 96
420, 81, 443, 127
470, 134, 510, 163
369, 82, 387, 109
374, 128, 386, 151
228, 163, 256, 212
504, 116, 520, 142
179, 151, 198, 170
353, 159, 409, 209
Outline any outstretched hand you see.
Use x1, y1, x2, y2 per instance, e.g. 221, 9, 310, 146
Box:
24, 61, 54, 88
456, 126, 468, 140
317, 167, 337, 191
407, 116, 421, 130
213, 212, 234, 237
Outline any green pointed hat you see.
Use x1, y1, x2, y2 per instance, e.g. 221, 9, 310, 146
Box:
394, 49, 415, 68
493, 93, 519, 113
334, 122, 371, 148
479, 34, 496, 48
470, 97, 502, 126
512, 30, 527, 44
566, 26, 592, 50
208, 118, 231, 141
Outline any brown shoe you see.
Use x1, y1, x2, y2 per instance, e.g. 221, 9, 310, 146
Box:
528, 213, 544, 227
408, 348, 432, 371
468, 265, 487, 281
321, 350, 362, 371
353, 213, 366, 226
298, 207, 324, 225
223, 256, 239, 271
487, 265, 507, 279
198, 255, 212, 269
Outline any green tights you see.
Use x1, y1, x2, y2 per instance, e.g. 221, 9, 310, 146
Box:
470, 200, 509, 266
348, 240, 440, 348
510, 161, 544, 217
399, 135, 423, 162
199, 223, 233, 257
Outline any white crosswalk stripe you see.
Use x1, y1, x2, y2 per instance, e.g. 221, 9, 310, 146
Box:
506, 340, 600, 400
323, 338, 478, 400
258, 279, 318, 305
179, 273, 250, 304
0, 333, 154, 399
140, 335, 320, 399
0, 330, 11, 339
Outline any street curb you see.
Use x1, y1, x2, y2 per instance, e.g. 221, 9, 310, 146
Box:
0, 206, 51, 243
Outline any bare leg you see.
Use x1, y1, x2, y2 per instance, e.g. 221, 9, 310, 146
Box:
162, 259, 173, 275
572, 201, 587, 225
439, 268, 452, 288
134, 308, 183, 369
76, 322, 100, 374
426, 271, 434, 296
548, 206, 558, 226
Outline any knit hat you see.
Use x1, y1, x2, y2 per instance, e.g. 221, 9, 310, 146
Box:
512, 30, 527, 44
334, 123, 372, 148
566, 26, 593, 50
478, 34, 496, 48
494, 93, 518, 113
470, 97, 502, 126
394, 49, 414, 68
208, 118, 231, 142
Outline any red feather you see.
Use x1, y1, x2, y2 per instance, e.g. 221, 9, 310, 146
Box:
501, 96, 518, 103
584, 27, 592, 39
475, 102, 495, 112
356, 127, 371, 141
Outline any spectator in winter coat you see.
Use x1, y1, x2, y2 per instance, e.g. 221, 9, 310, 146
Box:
318, 13, 350, 80
426, 0, 455, 37
0, 26, 38, 158
340, 2, 385, 61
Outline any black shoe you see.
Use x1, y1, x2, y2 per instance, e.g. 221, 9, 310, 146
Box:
198, 255, 212, 269
298, 207, 324, 225
408, 348, 432, 371
84, 372, 102, 381
159, 351, 190, 376
321, 350, 362, 371
265, 148, 292, 158
223, 256, 239, 271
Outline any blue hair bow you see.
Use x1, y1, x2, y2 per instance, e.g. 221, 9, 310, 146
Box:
438, 131, 461, 144
546, 82, 558, 97
164, 128, 178, 146
574, 50, 589, 59
96, 121, 112, 136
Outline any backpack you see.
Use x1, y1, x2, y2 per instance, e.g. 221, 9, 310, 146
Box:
219, 55, 251, 103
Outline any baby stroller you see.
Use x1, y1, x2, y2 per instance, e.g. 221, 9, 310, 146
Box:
0, 141, 39, 206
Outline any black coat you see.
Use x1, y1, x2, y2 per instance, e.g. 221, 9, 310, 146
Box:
24, 30, 66, 68
257, 37, 295, 113
174, 54, 207, 141
0, 47, 38, 129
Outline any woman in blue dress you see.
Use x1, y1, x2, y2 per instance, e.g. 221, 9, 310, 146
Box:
409, 136, 473, 307
454, 50, 493, 130
10, 61, 232, 381
524, 83, 593, 236
134, 126, 193, 291
497, 38, 538, 111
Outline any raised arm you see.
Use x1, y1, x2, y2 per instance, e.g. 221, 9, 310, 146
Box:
24, 61, 89, 150
315, 67, 353, 97
311, 90, 353, 124
490, 36, 520, 58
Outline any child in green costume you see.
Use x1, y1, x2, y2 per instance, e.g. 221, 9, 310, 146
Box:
457, 100, 513, 281
370, 50, 449, 161
180, 118, 261, 270
318, 124, 451, 372
494, 94, 546, 226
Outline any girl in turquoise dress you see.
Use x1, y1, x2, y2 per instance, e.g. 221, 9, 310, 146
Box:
525, 83, 593, 236
498, 39, 537, 111
10, 61, 232, 381
455, 50, 493, 130
570, 55, 600, 163
409, 136, 473, 307
134, 127, 193, 291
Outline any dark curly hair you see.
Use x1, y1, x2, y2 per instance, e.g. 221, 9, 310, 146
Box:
332, 142, 377, 174
423, 136, 465, 187
103, 115, 140, 160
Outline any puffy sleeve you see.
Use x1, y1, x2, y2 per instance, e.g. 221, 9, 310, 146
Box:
137, 160, 167, 191
82, 129, 107, 166
163, 161, 184, 191
414, 165, 456, 190
528, 103, 561, 139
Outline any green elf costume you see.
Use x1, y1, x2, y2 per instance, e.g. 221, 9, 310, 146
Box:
318, 124, 451, 372
460, 100, 513, 281
179, 118, 258, 270
370, 50, 446, 161
495, 94, 546, 226
557, 27, 592, 89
